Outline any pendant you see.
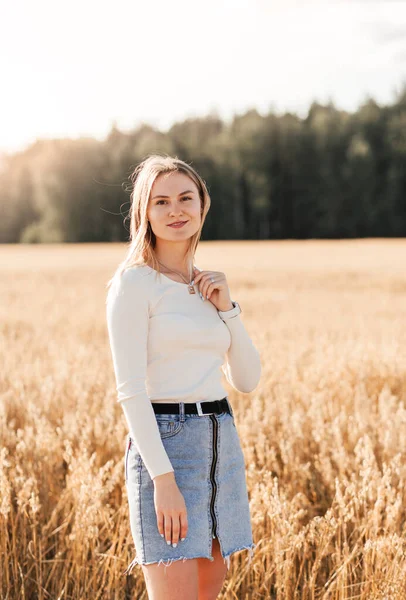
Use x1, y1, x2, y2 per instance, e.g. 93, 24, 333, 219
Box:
188, 284, 196, 294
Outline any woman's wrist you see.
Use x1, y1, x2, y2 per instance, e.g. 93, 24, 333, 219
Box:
217, 301, 234, 312
153, 470, 176, 486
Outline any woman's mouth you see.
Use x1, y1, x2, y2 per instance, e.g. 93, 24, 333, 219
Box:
168, 221, 188, 228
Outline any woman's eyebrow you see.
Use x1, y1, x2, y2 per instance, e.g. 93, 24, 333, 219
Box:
152, 190, 195, 200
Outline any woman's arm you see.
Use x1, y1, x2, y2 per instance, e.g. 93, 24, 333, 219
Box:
219, 305, 262, 393
192, 267, 262, 393
106, 268, 174, 480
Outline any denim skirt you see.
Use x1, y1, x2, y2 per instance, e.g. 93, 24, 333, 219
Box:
123, 397, 256, 574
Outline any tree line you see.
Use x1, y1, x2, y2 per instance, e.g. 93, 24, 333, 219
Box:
1, 85, 405, 243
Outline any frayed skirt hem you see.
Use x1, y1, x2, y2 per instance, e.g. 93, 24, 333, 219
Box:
123, 541, 256, 576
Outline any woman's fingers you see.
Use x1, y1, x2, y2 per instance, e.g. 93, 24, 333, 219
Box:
161, 512, 186, 547
157, 511, 165, 538
171, 514, 180, 547
164, 513, 173, 545
156, 496, 188, 546
193, 270, 214, 298
204, 277, 217, 300
180, 512, 188, 542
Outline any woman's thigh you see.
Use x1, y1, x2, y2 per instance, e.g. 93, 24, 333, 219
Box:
140, 538, 227, 600
197, 537, 228, 599
141, 557, 199, 600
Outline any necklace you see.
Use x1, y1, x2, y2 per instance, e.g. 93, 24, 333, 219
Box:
156, 259, 196, 294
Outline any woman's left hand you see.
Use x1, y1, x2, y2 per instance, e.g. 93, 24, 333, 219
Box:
192, 267, 234, 312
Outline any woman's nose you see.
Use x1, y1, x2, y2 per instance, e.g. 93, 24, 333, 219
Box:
169, 206, 185, 215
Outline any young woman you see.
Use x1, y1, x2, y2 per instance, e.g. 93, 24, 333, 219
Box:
105, 154, 261, 600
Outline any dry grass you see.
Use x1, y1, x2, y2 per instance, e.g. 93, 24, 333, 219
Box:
1, 239, 406, 599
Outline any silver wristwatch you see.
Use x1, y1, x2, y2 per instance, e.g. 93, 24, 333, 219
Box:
218, 301, 242, 321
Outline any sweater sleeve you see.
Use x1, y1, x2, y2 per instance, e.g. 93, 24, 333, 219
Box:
105, 268, 174, 480
219, 303, 261, 393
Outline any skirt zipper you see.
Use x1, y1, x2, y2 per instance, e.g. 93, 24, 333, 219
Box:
209, 415, 219, 539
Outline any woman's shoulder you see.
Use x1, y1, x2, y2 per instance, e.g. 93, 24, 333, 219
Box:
119, 264, 156, 289
107, 264, 154, 301
122, 263, 153, 280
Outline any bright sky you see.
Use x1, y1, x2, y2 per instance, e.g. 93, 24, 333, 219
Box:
1, 0, 405, 155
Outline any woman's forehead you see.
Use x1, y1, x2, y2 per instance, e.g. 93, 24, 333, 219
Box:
151, 171, 197, 194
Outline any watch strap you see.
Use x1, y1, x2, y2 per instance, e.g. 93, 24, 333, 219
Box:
218, 301, 242, 320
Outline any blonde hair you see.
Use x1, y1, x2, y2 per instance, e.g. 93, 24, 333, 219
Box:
106, 154, 211, 292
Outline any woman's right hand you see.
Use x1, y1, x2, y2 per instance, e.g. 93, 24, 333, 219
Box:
153, 472, 188, 546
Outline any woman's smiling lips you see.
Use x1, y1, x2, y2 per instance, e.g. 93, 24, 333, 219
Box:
167, 221, 188, 228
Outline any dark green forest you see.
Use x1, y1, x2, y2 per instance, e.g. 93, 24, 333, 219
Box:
1, 86, 405, 243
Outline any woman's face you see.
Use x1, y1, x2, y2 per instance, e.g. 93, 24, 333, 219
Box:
147, 171, 202, 243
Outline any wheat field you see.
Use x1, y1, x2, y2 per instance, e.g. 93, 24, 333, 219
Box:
1, 239, 406, 600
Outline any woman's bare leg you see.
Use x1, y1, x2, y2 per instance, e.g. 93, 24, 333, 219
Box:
141, 556, 199, 600
197, 538, 228, 600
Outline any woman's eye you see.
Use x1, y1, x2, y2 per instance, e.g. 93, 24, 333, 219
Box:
156, 196, 192, 205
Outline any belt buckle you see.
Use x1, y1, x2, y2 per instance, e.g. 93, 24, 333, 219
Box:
196, 401, 213, 416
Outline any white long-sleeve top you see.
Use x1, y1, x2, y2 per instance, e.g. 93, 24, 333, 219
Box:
105, 264, 261, 480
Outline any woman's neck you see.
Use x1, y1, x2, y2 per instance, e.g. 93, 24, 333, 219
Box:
154, 255, 193, 277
